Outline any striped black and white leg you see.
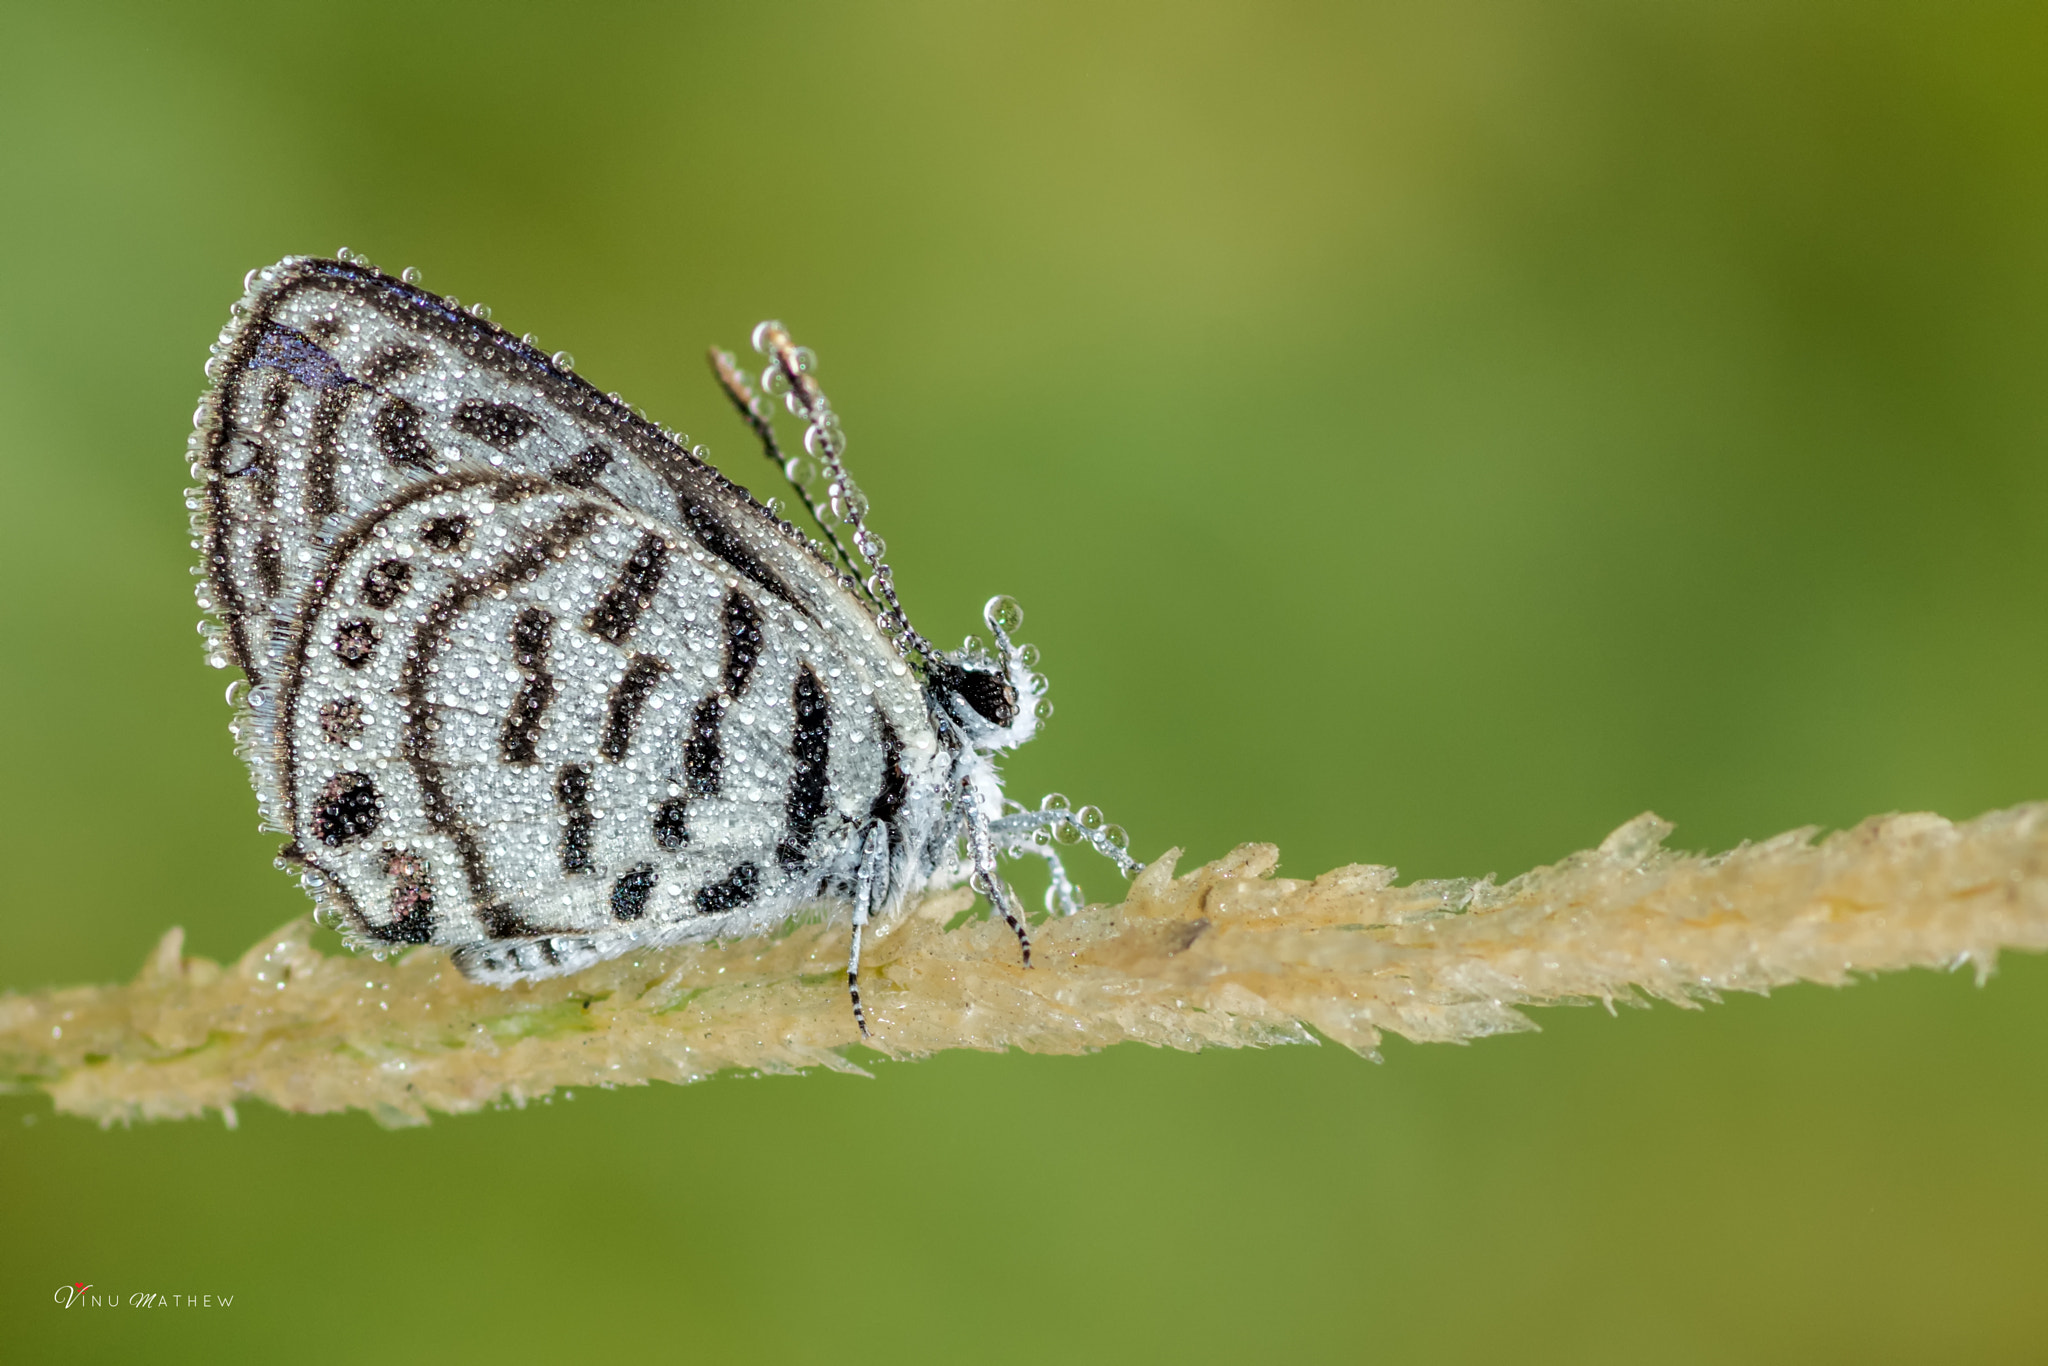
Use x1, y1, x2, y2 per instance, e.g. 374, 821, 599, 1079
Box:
964, 781, 1032, 968
847, 824, 889, 1038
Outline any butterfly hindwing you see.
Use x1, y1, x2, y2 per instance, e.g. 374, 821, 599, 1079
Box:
195, 257, 945, 968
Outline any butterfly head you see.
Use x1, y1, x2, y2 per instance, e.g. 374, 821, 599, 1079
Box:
930, 594, 1046, 754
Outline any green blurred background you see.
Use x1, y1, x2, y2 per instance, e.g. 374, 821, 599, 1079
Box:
5, 2, 2047, 1360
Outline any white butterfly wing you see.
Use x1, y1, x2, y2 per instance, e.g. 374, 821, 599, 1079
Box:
193, 257, 947, 972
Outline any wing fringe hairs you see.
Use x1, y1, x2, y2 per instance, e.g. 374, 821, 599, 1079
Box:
6, 802, 2048, 1128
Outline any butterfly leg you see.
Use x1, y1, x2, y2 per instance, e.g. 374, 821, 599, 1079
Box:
847, 824, 889, 1038
964, 780, 1033, 968
986, 813, 1084, 916
989, 807, 1143, 876
1032, 841, 1085, 917
988, 807, 1143, 914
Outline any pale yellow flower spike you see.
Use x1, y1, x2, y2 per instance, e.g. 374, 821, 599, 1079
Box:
6, 801, 2046, 1128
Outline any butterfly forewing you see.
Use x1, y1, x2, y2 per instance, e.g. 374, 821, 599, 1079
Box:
197, 258, 944, 971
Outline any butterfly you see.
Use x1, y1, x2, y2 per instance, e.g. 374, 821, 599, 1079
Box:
186, 252, 1137, 1034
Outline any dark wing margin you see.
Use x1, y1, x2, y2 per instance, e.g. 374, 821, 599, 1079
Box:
197, 256, 835, 681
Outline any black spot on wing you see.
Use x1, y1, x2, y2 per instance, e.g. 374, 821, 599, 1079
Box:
333, 618, 379, 668
551, 444, 613, 489
585, 533, 668, 646
375, 397, 436, 468
611, 863, 656, 921
511, 607, 551, 669
720, 589, 764, 696
500, 675, 556, 766
678, 497, 809, 620
555, 764, 594, 875
311, 771, 381, 847
684, 696, 724, 797
776, 665, 831, 871
260, 372, 292, 429
500, 608, 555, 767
361, 558, 412, 610
363, 345, 427, 384
305, 385, 359, 519
600, 654, 669, 762
653, 798, 688, 851
869, 709, 907, 824
421, 515, 468, 551
374, 848, 437, 944
451, 400, 542, 451
694, 862, 760, 915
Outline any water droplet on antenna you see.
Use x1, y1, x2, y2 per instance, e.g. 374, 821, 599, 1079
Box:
984, 595, 1024, 635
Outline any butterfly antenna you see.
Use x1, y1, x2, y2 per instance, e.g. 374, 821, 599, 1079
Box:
708, 346, 872, 598
749, 323, 939, 672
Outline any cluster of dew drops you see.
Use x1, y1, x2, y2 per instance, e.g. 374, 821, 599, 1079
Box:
738, 323, 917, 641
976, 596, 1130, 860
1035, 792, 1128, 856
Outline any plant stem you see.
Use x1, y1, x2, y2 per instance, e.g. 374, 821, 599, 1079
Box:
5, 804, 2045, 1127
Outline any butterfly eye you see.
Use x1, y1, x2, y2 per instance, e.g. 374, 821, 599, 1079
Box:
953, 668, 1019, 727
